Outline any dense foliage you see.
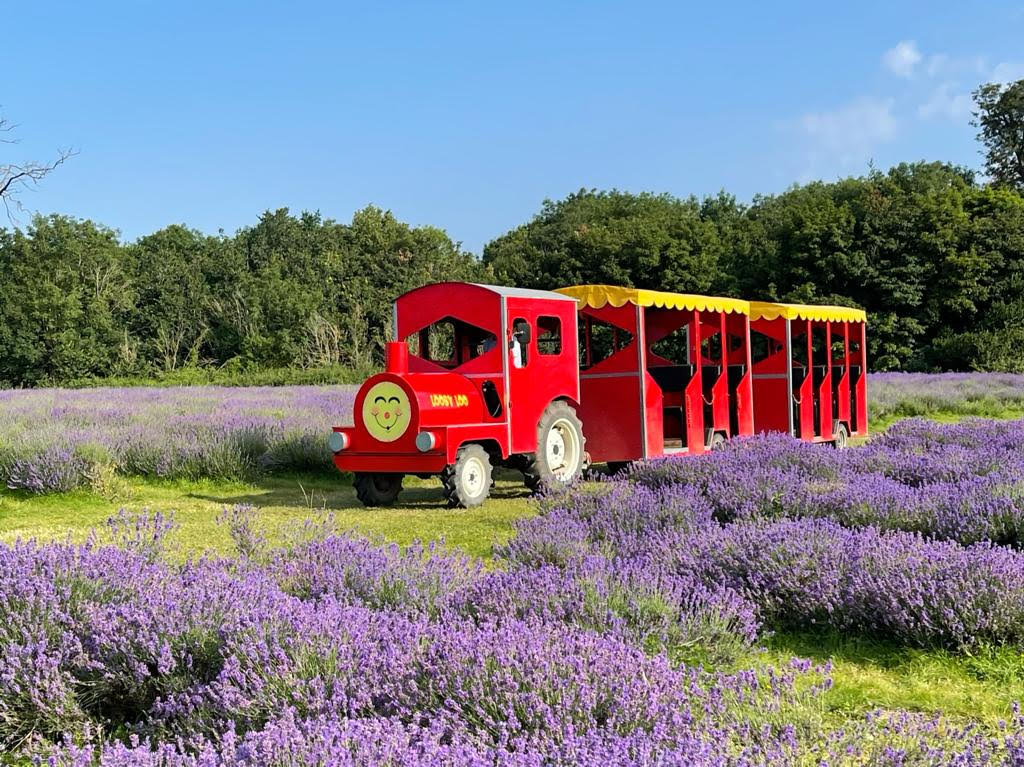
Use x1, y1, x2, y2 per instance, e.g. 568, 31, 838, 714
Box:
973, 79, 1024, 193
0, 208, 480, 387
8, 418, 1024, 763
485, 164, 1024, 371
4, 158, 1024, 384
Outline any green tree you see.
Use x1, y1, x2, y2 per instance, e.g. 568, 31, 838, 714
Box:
0, 215, 130, 385
483, 189, 722, 295
127, 225, 218, 371
973, 80, 1024, 192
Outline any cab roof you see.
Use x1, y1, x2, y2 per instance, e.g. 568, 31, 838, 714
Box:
470, 283, 578, 302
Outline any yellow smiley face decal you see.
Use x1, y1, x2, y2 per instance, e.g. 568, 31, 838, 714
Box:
361, 381, 412, 442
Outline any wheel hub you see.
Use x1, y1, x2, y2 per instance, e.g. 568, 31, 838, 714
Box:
546, 417, 580, 481
463, 456, 486, 497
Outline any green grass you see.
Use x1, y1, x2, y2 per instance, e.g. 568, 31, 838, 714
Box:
0, 470, 534, 561
868, 407, 1024, 434
752, 631, 1024, 726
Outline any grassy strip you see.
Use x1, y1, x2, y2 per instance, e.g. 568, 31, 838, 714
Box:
0, 471, 533, 562
754, 631, 1024, 726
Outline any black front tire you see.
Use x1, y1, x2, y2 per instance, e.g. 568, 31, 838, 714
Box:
354, 473, 403, 507
442, 444, 493, 508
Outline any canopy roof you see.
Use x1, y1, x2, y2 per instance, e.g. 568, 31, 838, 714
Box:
556, 285, 751, 315
749, 301, 867, 323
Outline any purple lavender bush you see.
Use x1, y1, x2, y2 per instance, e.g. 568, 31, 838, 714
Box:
869, 371, 1024, 422
0, 385, 356, 492
629, 418, 1024, 546
7, 503, 1024, 764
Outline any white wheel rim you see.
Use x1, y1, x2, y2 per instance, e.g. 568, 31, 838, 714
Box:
546, 417, 580, 481
463, 455, 486, 497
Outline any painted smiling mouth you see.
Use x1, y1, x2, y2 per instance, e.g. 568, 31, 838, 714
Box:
371, 395, 403, 432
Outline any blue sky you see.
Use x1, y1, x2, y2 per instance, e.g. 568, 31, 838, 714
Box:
5, 1, 1024, 253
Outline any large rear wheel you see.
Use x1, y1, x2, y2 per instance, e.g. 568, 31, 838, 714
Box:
442, 444, 493, 508
354, 473, 404, 507
523, 401, 586, 492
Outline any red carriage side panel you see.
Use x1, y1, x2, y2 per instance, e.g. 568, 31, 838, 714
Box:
575, 302, 646, 463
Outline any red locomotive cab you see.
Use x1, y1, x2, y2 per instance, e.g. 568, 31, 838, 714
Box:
332, 282, 583, 508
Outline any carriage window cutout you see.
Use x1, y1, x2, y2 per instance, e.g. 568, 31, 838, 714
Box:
750, 333, 781, 364
649, 323, 690, 366
537, 316, 562, 355
578, 316, 634, 369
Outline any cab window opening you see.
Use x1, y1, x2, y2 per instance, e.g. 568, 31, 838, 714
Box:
405, 316, 497, 370
537, 316, 562, 355
511, 317, 530, 368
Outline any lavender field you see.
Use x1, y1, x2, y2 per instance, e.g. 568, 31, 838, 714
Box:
1, 372, 1023, 495
7, 417, 1024, 763
3, 373, 1024, 762
0, 386, 356, 493
869, 372, 1024, 422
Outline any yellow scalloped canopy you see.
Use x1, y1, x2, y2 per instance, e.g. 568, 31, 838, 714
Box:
749, 301, 867, 323
556, 285, 751, 315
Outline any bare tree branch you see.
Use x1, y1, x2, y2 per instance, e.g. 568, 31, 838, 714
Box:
0, 110, 76, 222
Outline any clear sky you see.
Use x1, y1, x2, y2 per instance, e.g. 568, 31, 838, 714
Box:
5, 1, 1024, 254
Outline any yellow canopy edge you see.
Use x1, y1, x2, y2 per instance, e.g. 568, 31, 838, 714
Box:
556, 285, 751, 315
749, 301, 867, 323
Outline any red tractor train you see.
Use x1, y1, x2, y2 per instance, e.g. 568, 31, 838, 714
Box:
330, 282, 868, 507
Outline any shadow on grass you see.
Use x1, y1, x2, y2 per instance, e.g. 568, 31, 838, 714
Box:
185, 469, 534, 511
768, 628, 1024, 683
767, 629, 920, 669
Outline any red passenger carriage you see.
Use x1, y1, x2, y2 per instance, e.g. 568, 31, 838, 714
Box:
332, 282, 868, 507
748, 301, 868, 447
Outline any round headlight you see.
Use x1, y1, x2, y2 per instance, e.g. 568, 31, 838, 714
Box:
415, 431, 437, 452
328, 431, 349, 453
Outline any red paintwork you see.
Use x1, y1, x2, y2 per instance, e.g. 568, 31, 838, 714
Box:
333, 282, 868, 479
334, 283, 578, 476
575, 301, 754, 463
750, 314, 868, 442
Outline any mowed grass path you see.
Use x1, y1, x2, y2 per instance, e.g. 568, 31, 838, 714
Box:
4, 412, 1024, 728
0, 470, 535, 561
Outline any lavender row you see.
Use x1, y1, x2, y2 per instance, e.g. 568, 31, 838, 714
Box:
507, 477, 1024, 649
869, 371, 1024, 421
629, 418, 1024, 546
2, 370, 1021, 495
7, 515, 1024, 765
0, 385, 356, 492
0, 522, 808, 764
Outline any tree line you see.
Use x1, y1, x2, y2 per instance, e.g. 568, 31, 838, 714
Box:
0, 208, 479, 386
1, 80, 1022, 385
